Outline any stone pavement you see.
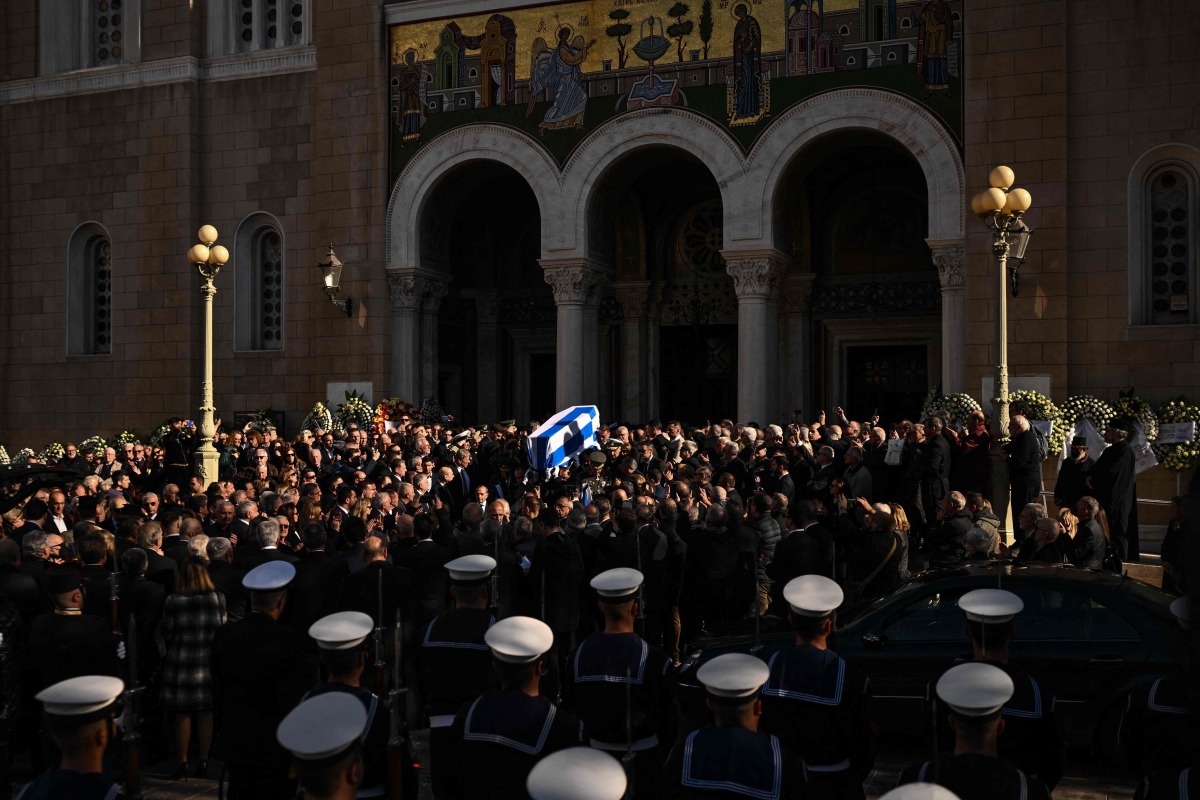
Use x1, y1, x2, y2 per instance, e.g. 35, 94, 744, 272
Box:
106, 732, 1140, 800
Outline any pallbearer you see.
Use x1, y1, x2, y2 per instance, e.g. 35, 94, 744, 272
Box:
277, 692, 367, 800
18, 676, 125, 800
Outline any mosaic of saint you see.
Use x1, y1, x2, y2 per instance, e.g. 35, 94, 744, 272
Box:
388, 0, 962, 175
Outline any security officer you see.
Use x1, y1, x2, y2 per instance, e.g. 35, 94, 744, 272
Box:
277, 692, 366, 800
527, 747, 628, 800
17, 675, 125, 800
446, 616, 582, 798
212, 561, 315, 800
899, 663, 1052, 800
931, 589, 1064, 789
760, 575, 875, 800
566, 568, 676, 797
420, 555, 498, 798
1121, 597, 1199, 777
666, 653, 807, 799
304, 612, 391, 799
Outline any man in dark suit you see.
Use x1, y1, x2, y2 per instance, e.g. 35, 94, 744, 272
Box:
229, 500, 257, 549
395, 515, 450, 626
1072, 496, 1108, 570
922, 416, 954, 529
77, 533, 115, 621
237, 518, 299, 571
1089, 418, 1138, 561
768, 499, 834, 607
446, 450, 474, 522
1017, 518, 1066, 565
765, 455, 796, 505
212, 562, 314, 800
14, 499, 49, 538
207, 537, 248, 621
282, 522, 350, 636
138, 521, 178, 595
0, 538, 46, 635
1006, 415, 1043, 530
19, 530, 53, 587
28, 568, 121, 694
160, 511, 191, 565
118, 547, 167, 688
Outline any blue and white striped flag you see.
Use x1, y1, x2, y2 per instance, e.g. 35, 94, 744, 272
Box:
526, 405, 601, 473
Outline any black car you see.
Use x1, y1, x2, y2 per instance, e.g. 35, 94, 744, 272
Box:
676, 562, 1181, 759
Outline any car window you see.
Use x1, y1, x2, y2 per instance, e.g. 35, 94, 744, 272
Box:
1009, 586, 1140, 641
882, 587, 971, 642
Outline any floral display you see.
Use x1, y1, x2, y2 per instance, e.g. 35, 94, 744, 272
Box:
1060, 395, 1116, 442
335, 390, 374, 431
374, 397, 419, 433
15, 448, 35, 462
1007, 389, 1066, 456
149, 421, 172, 447
301, 401, 334, 433
1113, 387, 1158, 442
1153, 397, 1200, 472
79, 435, 107, 454
37, 442, 65, 464
419, 398, 448, 425
113, 430, 139, 446
0, 446, 9, 466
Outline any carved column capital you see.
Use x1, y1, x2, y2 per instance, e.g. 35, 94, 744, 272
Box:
544, 264, 605, 305
782, 273, 816, 313
613, 280, 653, 318
930, 242, 967, 290
388, 272, 451, 312
723, 253, 785, 300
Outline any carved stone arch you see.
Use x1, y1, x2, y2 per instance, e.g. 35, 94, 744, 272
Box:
558, 108, 748, 259
385, 124, 561, 269
749, 87, 966, 247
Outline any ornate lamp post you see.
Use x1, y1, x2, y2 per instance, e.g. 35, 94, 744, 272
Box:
188, 226, 229, 486
971, 166, 1033, 438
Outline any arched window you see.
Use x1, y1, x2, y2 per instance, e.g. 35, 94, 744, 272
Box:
1128, 145, 1200, 326
235, 214, 285, 351
67, 223, 113, 356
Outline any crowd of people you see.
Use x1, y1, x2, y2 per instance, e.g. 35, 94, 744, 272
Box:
0, 404, 1193, 800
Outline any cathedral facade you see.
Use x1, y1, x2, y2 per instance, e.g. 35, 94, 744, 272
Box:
0, 0, 1198, 443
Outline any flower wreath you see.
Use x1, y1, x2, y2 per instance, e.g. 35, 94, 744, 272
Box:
301, 401, 334, 433
1008, 389, 1066, 456
149, 421, 172, 448
1152, 397, 1200, 472
113, 430, 140, 446
1060, 395, 1117, 445
38, 442, 65, 464
80, 435, 107, 454
374, 397, 419, 434
1113, 388, 1158, 442
15, 448, 35, 463
0, 446, 10, 466
336, 391, 374, 432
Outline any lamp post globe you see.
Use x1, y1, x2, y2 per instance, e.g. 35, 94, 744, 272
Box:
191, 226, 227, 487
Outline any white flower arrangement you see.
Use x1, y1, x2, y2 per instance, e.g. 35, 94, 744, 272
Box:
940, 393, 982, 425
37, 442, 65, 463
80, 435, 107, 454
920, 385, 944, 420
335, 391, 374, 431
113, 430, 140, 446
1061, 395, 1116, 441
0, 446, 9, 465
1114, 388, 1158, 442
149, 422, 172, 447
15, 448, 35, 462
1152, 397, 1200, 472
302, 401, 334, 433
1008, 389, 1066, 456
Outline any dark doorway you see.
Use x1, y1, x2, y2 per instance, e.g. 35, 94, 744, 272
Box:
528, 352, 557, 421
845, 345, 928, 424
659, 325, 738, 426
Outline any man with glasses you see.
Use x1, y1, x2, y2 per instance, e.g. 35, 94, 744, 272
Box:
142, 492, 161, 521
59, 443, 86, 472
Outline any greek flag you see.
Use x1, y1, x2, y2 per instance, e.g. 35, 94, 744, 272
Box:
526, 405, 600, 473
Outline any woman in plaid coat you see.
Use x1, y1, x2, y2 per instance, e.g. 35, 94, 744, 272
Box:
159, 555, 227, 779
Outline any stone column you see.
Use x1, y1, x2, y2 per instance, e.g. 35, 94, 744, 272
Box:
418, 279, 450, 403
387, 272, 422, 401
725, 251, 785, 424
582, 274, 608, 405
930, 241, 967, 395
544, 262, 605, 409
614, 281, 652, 422
781, 274, 816, 418
475, 295, 500, 423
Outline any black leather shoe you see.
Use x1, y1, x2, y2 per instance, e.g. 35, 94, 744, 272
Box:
171, 762, 189, 781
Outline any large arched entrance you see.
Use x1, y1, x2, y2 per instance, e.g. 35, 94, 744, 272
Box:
416, 162, 554, 423
587, 147, 733, 425
775, 132, 939, 423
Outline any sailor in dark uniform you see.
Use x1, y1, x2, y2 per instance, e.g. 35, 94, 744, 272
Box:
665, 653, 807, 800
527, 747, 628, 800
17, 675, 125, 800
899, 663, 1052, 800
277, 692, 366, 800
877, 783, 961, 800
1121, 597, 1199, 778
760, 575, 875, 800
420, 555, 497, 799
566, 568, 676, 797
447, 616, 582, 799
27, 568, 121, 693
927, 589, 1064, 789
212, 561, 316, 800
304, 612, 391, 800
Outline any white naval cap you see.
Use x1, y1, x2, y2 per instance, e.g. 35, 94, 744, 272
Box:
277, 692, 366, 763
36, 675, 125, 722
309, 611, 374, 650
527, 746, 628, 800
958, 589, 1023, 624
590, 567, 643, 601
243, 560, 296, 592
1171, 596, 1192, 630
783, 574, 844, 617
936, 662, 1013, 718
445, 554, 496, 585
879, 783, 962, 800
696, 653, 770, 700
484, 616, 554, 664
